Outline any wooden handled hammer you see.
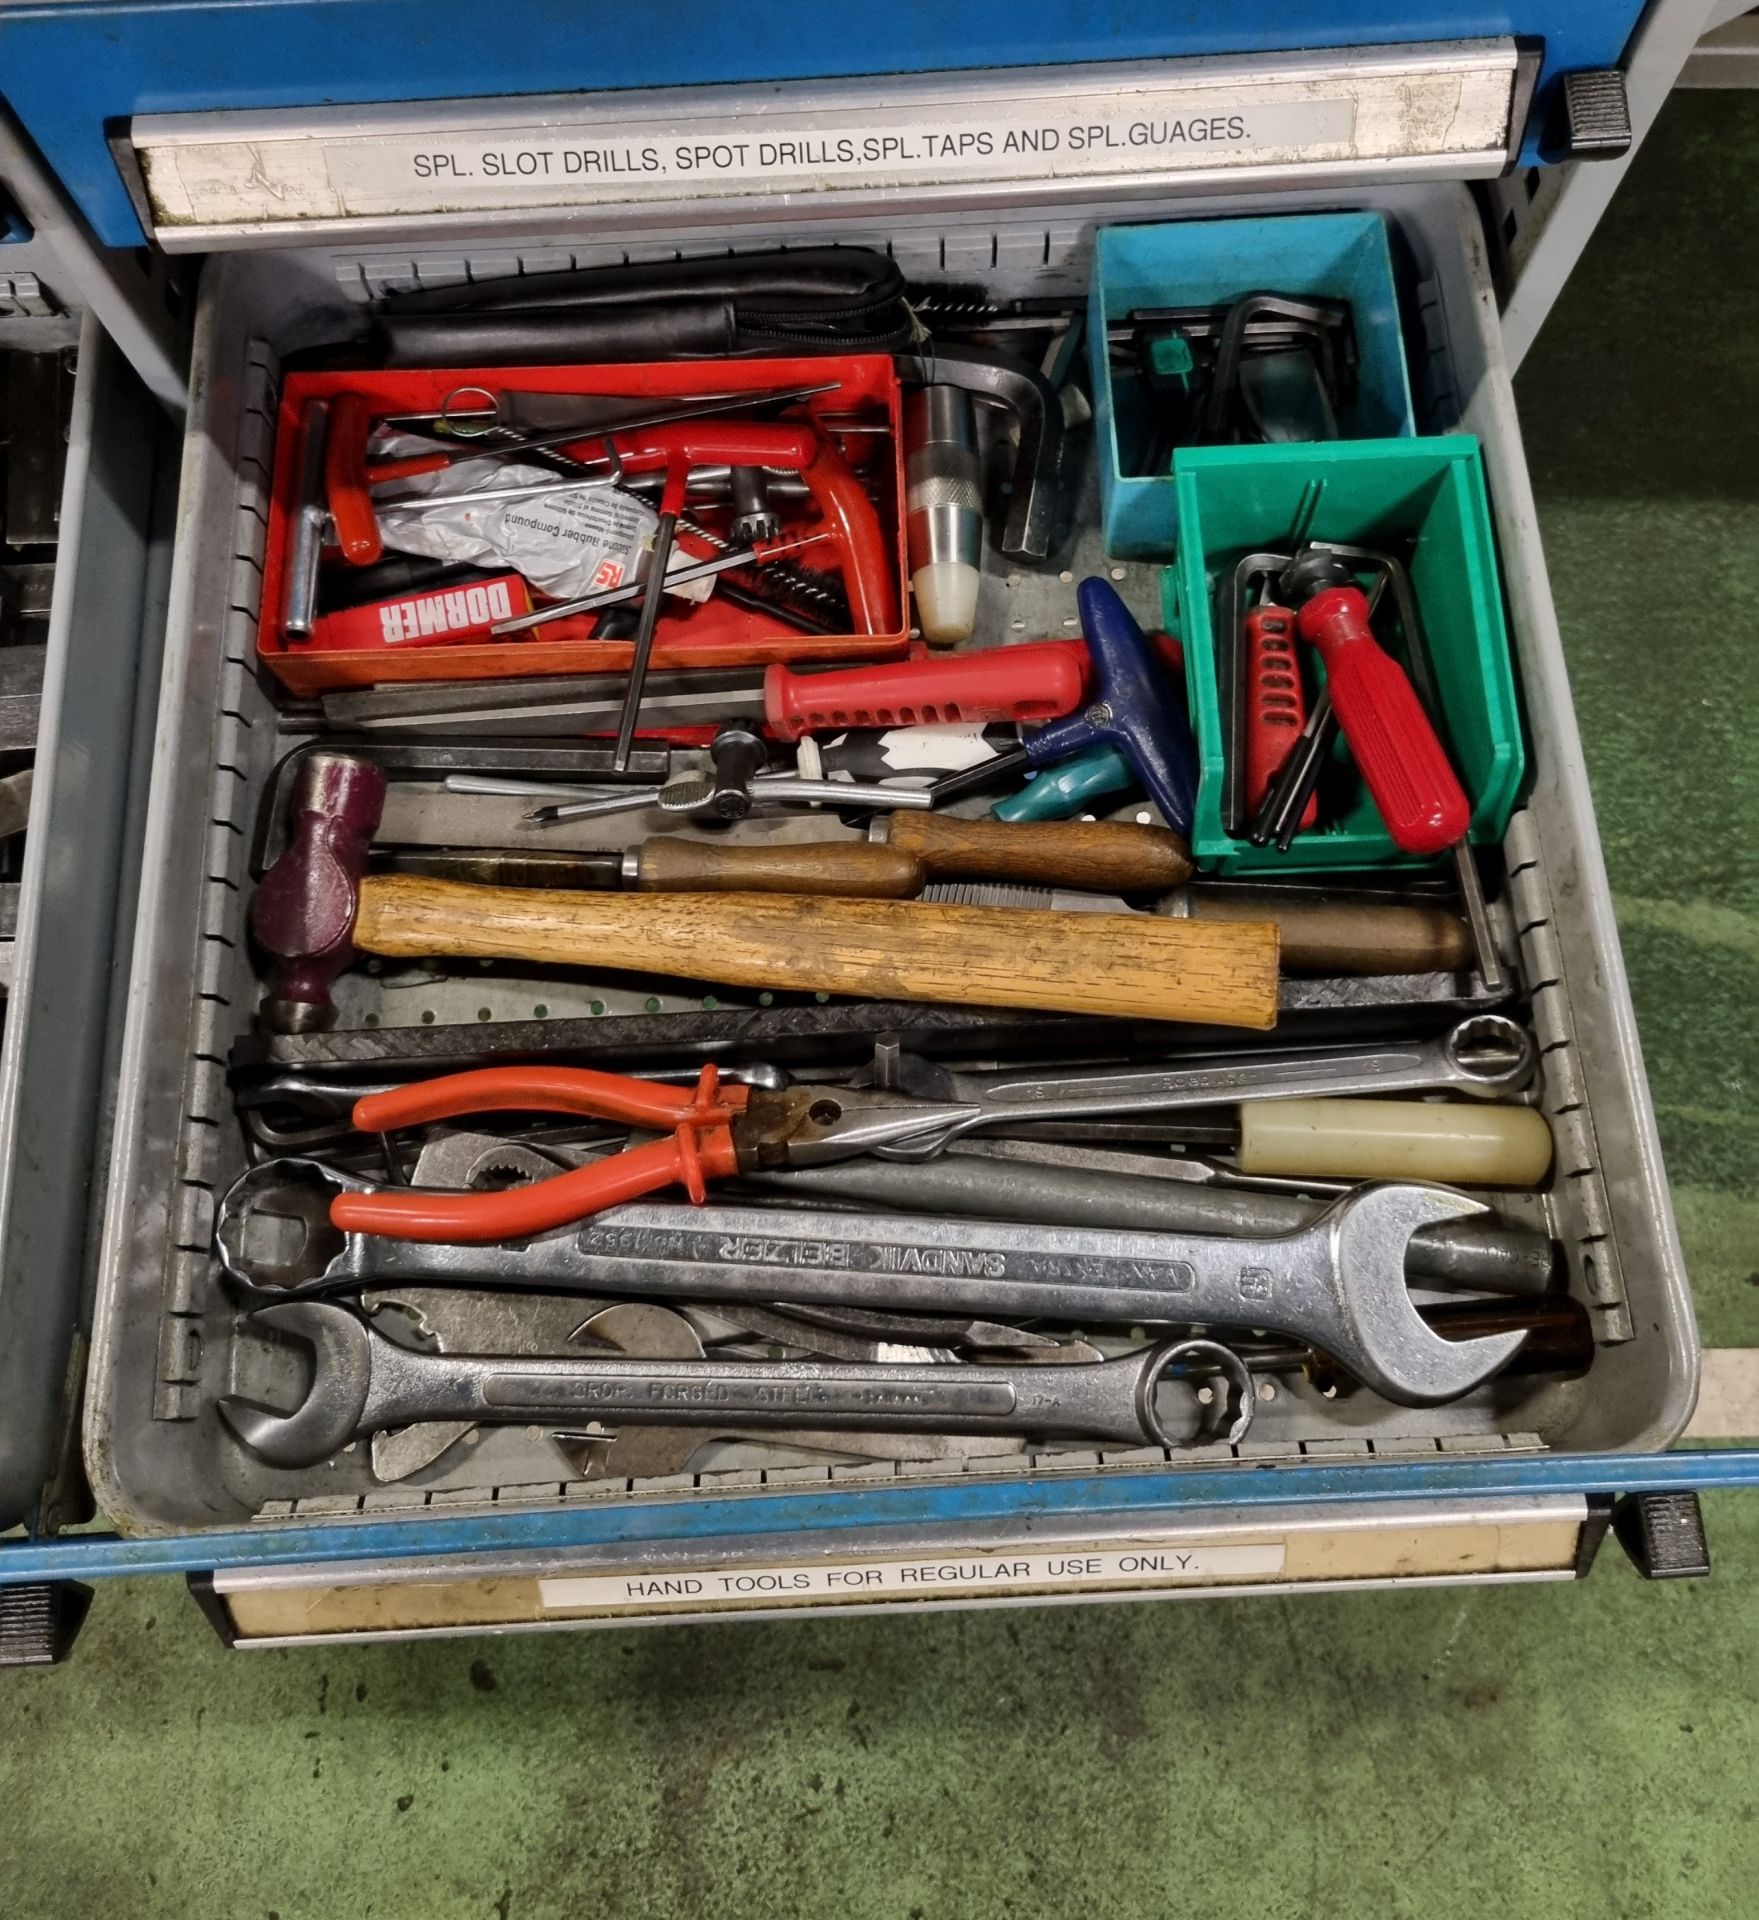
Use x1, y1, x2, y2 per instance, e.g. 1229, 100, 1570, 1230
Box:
249, 752, 1280, 1033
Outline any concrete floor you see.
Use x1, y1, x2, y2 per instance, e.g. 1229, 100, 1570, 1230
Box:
4, 90, 1757, 1920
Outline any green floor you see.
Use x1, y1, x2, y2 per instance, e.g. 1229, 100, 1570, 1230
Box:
5, 91, 1758, 1920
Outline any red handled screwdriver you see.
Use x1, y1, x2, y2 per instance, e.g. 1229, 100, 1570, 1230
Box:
1277, 551, 1469, 856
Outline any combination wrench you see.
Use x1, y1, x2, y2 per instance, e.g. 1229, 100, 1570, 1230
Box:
221, 1304, 1251, 1470
217, 1167, 1526, 1407
363, 1298, 1093, 1482
857, 1012, 1537, 1159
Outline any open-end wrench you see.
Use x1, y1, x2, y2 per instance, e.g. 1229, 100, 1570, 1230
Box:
220, 1301, 1235, 1469
216, 1167, 1525, 1406
398, 1122, 1555, 1295
741, 1141, 1559, 1294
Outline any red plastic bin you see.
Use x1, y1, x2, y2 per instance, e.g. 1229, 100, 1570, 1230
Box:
255, 354, 910, 696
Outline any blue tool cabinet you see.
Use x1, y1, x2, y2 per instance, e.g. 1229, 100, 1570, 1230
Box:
1, 0, 1753, 1653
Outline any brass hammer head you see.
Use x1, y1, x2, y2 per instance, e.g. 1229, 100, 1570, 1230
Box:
250, 750, 386, 1032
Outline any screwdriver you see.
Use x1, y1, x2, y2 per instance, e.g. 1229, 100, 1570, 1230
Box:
1276, 549, 1469, 856
1277, 545, 1506, 992
385, 812, 1195, 896
1001, 1096, 1553, 1189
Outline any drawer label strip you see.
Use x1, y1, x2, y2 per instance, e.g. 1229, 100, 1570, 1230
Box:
130, 42, 1517, 242
537, 1542, 1287, 1613
316, 98, 1358, 205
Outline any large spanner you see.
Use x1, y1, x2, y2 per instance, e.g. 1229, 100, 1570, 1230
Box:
217, 1165, 1525, 1406
221, 1302, 1243, 1470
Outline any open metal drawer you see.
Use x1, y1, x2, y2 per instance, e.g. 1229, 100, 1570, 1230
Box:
0, 321, 174, 1553
0, 104, 184, 407
22, 163, 1727, 1643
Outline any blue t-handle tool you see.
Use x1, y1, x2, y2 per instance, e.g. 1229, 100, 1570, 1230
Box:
990, 745, 1135, 821
1020, 579, 1199, 836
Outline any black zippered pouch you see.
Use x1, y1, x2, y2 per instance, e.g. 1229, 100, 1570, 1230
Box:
376, 247, 914, 364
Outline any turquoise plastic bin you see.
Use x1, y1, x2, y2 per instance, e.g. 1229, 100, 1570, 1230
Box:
1163, 436, 1525, 874
1090, 212, 1416, 557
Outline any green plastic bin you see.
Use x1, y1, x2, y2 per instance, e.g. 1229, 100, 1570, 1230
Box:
1163, 436, 1525, 873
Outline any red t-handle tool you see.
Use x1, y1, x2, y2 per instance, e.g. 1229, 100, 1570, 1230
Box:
324, 393, 451, 566
611, 419, 896, 634
1281, 556, 1469, 856
764, 640, 1089, 740
1242, 595, 1317, 828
